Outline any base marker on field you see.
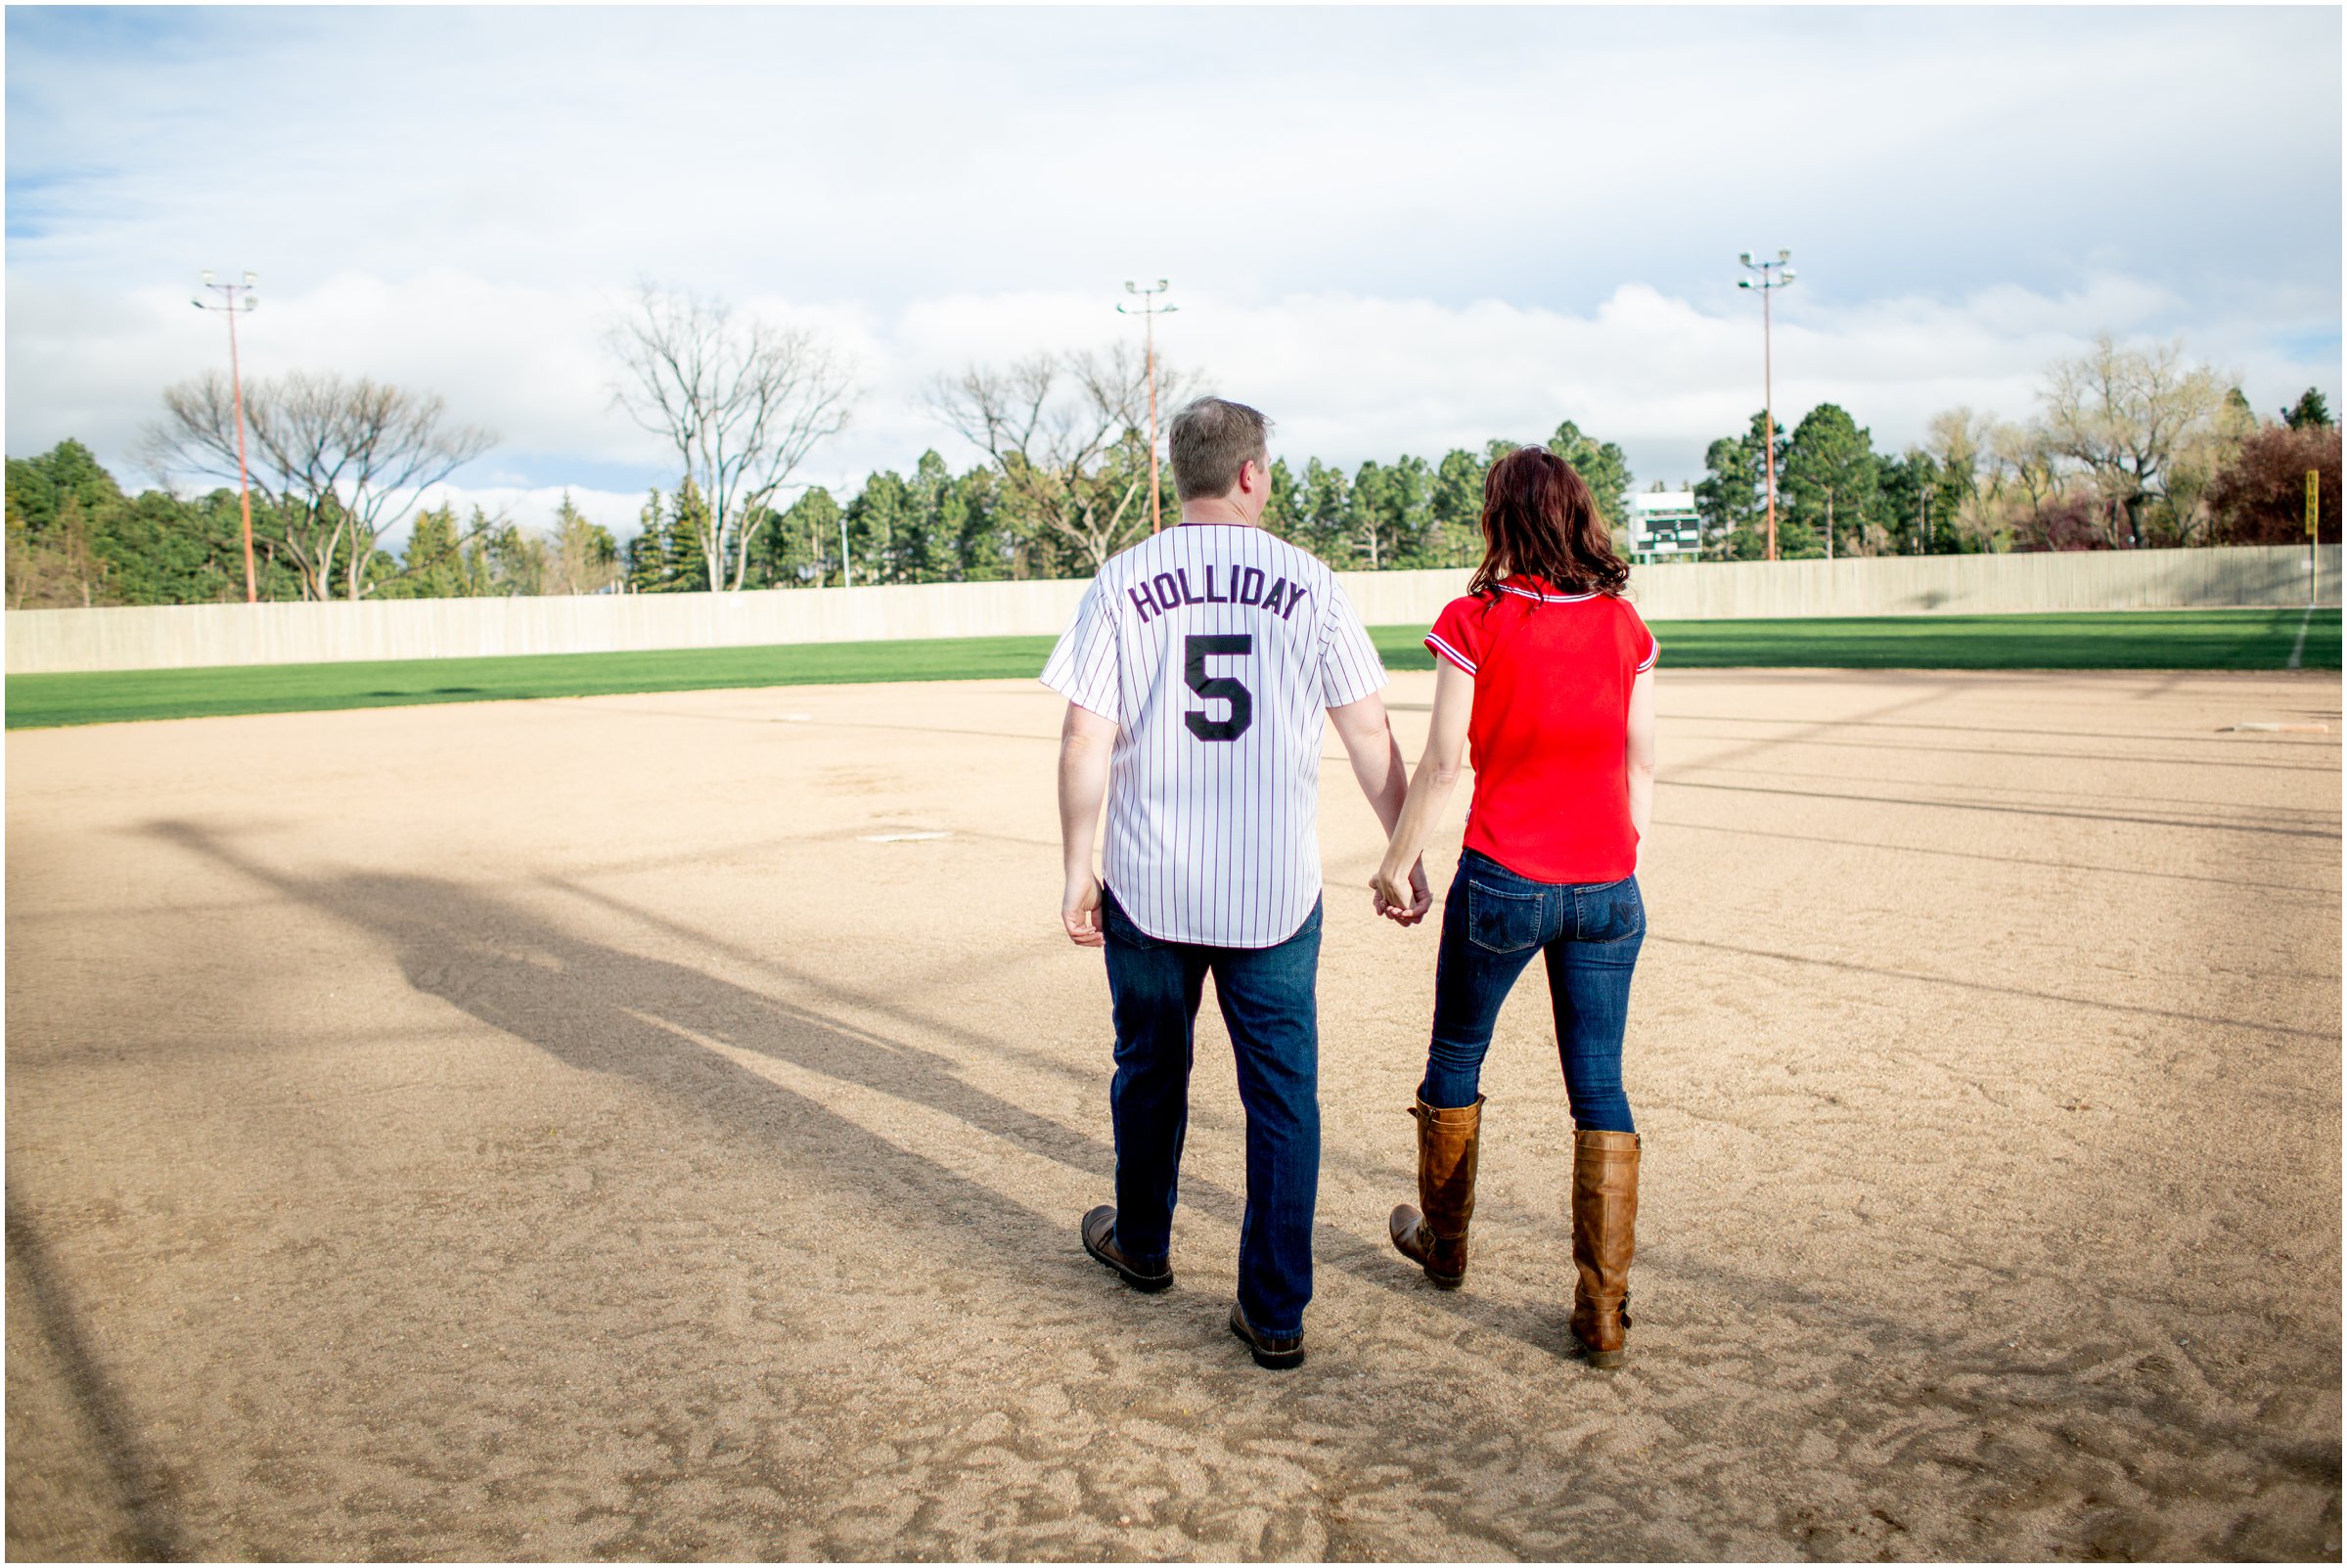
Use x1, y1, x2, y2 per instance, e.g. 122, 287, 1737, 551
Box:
857, 830, 953, 843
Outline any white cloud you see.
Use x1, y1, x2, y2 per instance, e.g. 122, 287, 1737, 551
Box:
6, 6, 2337, 520
22, 265, 2333, 533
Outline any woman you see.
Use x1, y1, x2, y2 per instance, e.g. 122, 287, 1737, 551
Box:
1370, 445, 1657, 1367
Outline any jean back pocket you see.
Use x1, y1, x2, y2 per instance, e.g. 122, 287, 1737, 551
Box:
1467, 878, 1545, 955
1575, 876, 1645, 944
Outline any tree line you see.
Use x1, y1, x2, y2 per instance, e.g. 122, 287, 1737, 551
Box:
5, 274, 2337, 608
618, 416, 1631, 593
1695, 338, 2339, 559
3, 437, 626, 609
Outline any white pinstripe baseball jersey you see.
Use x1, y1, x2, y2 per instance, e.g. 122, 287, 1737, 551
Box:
1041, 522, 1388, 949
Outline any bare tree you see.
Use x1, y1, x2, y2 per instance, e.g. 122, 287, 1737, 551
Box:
2038, 335, 2227, 546
928, 341, 1200, 573
145, 372, 495, 601
606, 283, 856, 592
1987, 419, 2061, 513
2161, 387, 2262, 546
1924, 408, 1990, 503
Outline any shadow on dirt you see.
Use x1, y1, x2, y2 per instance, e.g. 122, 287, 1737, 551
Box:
5, 1196, 190, 1561
133, 820, 1590, 1363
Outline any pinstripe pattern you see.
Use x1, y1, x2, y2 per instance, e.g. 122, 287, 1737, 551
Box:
1042, 523, 1386, 949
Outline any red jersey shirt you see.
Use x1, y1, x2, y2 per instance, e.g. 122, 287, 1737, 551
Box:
1424, 576, 1657, 884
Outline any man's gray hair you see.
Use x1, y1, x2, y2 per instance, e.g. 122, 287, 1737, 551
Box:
1167, 397, 1273, 502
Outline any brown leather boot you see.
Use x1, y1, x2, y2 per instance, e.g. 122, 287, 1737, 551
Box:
1569, 1128, 1640, 1367
1389, 1095, 1484, 1288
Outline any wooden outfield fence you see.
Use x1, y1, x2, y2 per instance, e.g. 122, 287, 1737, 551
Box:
7, 545, 2338, 676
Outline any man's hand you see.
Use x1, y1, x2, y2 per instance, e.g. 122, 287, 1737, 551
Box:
1371, 856, 1432, 926
1062, 868, 1105, 947
1057, 700, 1116, 948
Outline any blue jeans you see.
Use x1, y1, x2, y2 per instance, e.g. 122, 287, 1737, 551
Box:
1101, 887, 1322, 1337
1421, 850, 1642, 1133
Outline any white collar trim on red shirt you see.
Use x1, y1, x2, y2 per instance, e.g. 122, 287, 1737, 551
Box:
1498, 582, 1598, 604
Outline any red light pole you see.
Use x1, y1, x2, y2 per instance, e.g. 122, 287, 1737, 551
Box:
1118, 280, 1177, 533
194, 269, 260, 602
1738, 249, 1795, 561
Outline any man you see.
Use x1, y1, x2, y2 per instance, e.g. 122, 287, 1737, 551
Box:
1043, 396, 1430, 1370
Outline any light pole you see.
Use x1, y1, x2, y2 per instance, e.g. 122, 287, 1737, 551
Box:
1118, 280, 1177, 533
1738, 249, 1794, 561
193, 269, 261, 603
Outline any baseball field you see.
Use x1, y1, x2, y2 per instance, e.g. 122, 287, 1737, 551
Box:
6, 661, 2341, 1559
9, 607, 2339, 730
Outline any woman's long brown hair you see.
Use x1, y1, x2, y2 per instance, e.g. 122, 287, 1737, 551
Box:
1467, 445, 1629, 601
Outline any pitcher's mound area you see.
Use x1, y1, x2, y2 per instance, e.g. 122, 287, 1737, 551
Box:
8, 669, 2339, 1559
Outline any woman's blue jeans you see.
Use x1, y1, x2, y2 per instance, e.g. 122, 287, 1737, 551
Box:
1421, 850, 1642, 1133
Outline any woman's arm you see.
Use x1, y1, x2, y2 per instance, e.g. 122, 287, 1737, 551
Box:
1371, 658, 1474, 922
1626, 666, 1656, 862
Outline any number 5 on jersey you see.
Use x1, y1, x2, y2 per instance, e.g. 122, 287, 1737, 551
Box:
1183, 633, 1254, 741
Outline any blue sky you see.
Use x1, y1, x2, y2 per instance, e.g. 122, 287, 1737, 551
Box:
7, 5, 2340, 537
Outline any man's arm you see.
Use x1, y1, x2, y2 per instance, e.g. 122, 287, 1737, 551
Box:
1057, 700, 1117, 946
1329, 692, 1432, 924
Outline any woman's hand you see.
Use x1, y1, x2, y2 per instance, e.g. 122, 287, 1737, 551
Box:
1371, 658, 1467, 931
1371, 856, 1432, 926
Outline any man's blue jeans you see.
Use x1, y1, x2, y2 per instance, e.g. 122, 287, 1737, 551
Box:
1101, 887, 1322, 1338
1421, 850, 1643, 1133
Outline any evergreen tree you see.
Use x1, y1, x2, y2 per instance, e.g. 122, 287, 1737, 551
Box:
1357, 454, 1432, 568
5, 490, 113, 607
2284, 387, 2334, 430
902, 450, 956, 583
1874, 449, 1949, 554
845, 469, 911, 586
1428, 448, 1489, 567
5, 440, 288, 605
668, 479, 713, 589
1298, 458, 1352, 565
4, 438, 124, 534
547, 492, 621, 595
102, 488, 249, 605
484, 513, 548, 594
950, 470, 1018, 583
776, 486, 842, 586
1694, 414, 1776, 560
1547, 420, 1634, 546
1258, 457, 1305, 548
393, 504, 474, 599
1780, 404, 1878, 560
626, 487, 678, 592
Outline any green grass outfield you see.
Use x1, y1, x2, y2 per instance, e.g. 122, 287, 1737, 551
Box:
7, 608, 2337, 731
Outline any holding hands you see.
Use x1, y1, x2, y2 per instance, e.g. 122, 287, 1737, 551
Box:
1371, 857, 1432, 926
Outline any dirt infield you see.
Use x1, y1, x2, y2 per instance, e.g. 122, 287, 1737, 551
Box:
7, 668, 2340, 1560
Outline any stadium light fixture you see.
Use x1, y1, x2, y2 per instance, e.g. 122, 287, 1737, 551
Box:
1117, 280, 1178, 533
194, 268, 264, 603
1738, 248, 1796, 561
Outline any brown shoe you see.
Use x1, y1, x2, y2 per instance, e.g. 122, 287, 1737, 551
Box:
1389, 1095, 1484, 1288
1227, 1299, 1305, 1370
1081, 1204, 1171, 1293
1568, 1128, 1640, 1367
